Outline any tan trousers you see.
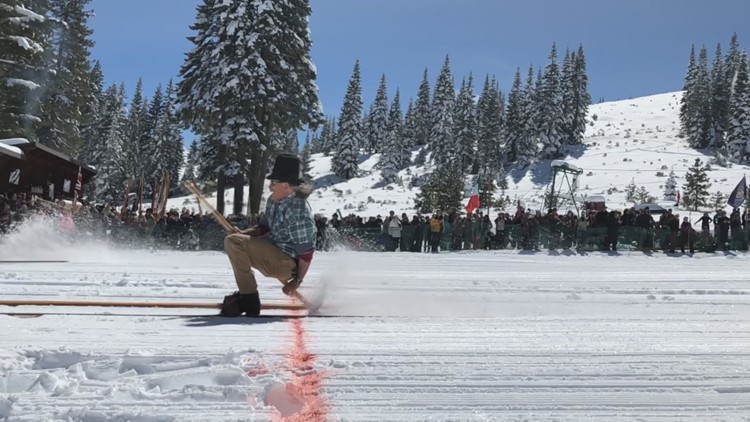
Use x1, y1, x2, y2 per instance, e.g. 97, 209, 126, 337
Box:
224, 234, 296, 294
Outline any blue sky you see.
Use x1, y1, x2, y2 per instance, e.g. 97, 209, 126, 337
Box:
90, 0, 750, 127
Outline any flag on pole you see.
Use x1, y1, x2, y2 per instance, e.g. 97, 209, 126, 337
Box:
74, 166, 82, 191
727, 175, 747, 209
465, 176, 480, 215
72, 166, 82, 213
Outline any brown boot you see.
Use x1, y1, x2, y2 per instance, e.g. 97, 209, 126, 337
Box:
220, 291, 261, 317
220, 292, 243, 317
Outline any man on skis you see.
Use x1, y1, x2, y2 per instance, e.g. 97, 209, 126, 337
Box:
221, 154, 316, 317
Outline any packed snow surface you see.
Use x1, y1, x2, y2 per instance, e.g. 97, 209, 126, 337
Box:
1, 221, 749, 420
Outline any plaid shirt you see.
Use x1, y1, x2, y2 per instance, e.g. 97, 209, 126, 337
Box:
260, 193, 316, 259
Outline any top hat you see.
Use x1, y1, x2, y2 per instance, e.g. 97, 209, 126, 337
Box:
267, 153, 304, 185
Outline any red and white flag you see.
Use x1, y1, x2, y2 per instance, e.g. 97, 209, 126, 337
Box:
465, 176, 481, 215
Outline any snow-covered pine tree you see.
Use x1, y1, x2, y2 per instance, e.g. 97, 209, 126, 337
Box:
142, 84, 164, 183
537, 43, 564, 159
401, 99, 417, 152
37, 0, 95, 155
0, 0, 53, 140
79, 60, 103, 164
194, 133, 220, 185
332, 60, 363, 179
281, 129, 299, 153
317, 116, 334, 155
178, 0, 322, 214
725, 33, 742, 96
476, 75, 502, 174
682, 158, 712, 210
429, 55, 455, 167
180, 139, 199, 183
680, 46, 698, 143
504, 68, 524, 163
161, 79, 184, 191
680, 45, 712, 148
453, 75, 476, 173
365, 74, 389, 153
414, 68, 431, 147
516, 65, 538, 167
727, 51, 750, 164
390, 90, 410, 169
710, 44, 729, 149
301, 140, 312, 179
664, 170, 678, 200
124, 78, 147, 179
562, 45, 591, 146
93, 83, 127, 203
378, 88, 404, 184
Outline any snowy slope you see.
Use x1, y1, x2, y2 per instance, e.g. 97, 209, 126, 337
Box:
168, 91, 750, 218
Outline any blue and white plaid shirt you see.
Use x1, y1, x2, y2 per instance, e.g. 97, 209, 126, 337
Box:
260, 193, 316, 259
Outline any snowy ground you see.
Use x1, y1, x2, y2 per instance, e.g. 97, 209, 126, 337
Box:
2, 228, 750, 421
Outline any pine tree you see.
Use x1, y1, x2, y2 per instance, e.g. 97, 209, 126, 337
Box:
177, 0, 322, 214
300, 140, 312, 179
378, 88, 405, 184
124, 78, 147, 178
478, 174, 495, 209
476, 75, 502, 174
414, 68, 431, 147
727, 52, 750, 164
332, 60, 363, 179
710, 190, 726, 210
625, 178, 638, 203
79, 60, 103, 164
0, 0, 53, 140
142, 84, 164, 182
92, 83, 127, 203
181, 139, 199, 183
504, 68, 524, 163
561, 45, 591, 146
429, 55, 455, 167
537, 43, 564, 158
725, 33, 742, 96
161, 79, 184, 191
680, 46, 712, 148
682, 158, 712, 210
37, 0, 95, 155
413, 164, 464, 212
453, 75, 476, 173
401, 99, 417, 153
710, 44, 729, 148
516, 65, 538, 167
281, 129, 299, 153
365, 74, 389, 153
636, 186, 655, 203
318, 116, 336, 155
664, 170, 678, 200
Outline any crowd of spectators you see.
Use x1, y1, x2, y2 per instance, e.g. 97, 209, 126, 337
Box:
3, 191, 750, 254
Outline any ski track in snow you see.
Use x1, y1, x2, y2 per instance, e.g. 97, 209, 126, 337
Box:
1, 248, 750, 421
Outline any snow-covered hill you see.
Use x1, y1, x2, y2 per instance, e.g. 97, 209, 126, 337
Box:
169, 91, 750, 218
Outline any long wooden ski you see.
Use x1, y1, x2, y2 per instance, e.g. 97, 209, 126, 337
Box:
0, 299, 306, 311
